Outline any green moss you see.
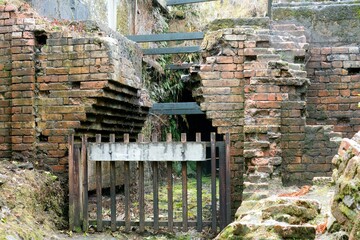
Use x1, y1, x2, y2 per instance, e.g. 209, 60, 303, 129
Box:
339, 202, 357, 220
207, 19, 235, 31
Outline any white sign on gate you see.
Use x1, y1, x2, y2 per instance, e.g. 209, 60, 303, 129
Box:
87, 142, 207, 161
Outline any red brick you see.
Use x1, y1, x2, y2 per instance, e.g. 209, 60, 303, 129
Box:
46, 68, 69, 75
51, 165, 66, 173
221, 72, 234, 79
216, 56, 233, 64
80, 81, 108, 89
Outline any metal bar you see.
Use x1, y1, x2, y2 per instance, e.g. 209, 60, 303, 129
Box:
124, 134, 131, 232
181, 133, 188, 232
68, 135, 75, 231
196, 133, 203, 232
219, 141, 226, 230
138, 134, 145, 232
74, 146, 81, 229
167, 0, 218, 6
109, 134, 116, 232
96, 134, 103, 232
152, 133, 159, 231
167, 133, 173, 232
165, 63, 195, 70
211, 132, 217, 232
81, 135, 89, 232
127, 32, 204, 42
143, 46, 201, 55
225, 133, 232, 225
149, 102, 204, 115
89, 220, 213, 227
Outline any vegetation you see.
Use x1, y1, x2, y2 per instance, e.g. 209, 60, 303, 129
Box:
0, 161, 65, 239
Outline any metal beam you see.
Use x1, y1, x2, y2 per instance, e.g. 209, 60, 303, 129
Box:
127, 32, 204, 43
165, 63, 194, 70
167, 0, 218, 6
143, 46, 201, 55
150, 102, 204, 115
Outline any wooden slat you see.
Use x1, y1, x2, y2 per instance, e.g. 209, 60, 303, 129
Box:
109, 134, 116, 231
81, 135, 89, 232
167, 0, 218, 5
127, 32, 204, 42
68, 135, 75, 231
124, 134, 131, 232
181, 133, 188, 232
211, 132, 217, 232
152, 133, 159, 231
150, 102, 204, 115
219, 142, 226, 230
138, 134, 145, 232
143, 46, 201, 55
74, 146, 81, 228
167, 133, 174, 232
268, 0, 273, 18
96, 134, 103, 232
196, 133, 203, 232
225, 133, 232, 225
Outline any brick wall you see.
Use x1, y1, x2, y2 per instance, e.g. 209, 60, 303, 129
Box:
0, 4, 150, 181
306, 47, 360, 138
197, 22, 345, 204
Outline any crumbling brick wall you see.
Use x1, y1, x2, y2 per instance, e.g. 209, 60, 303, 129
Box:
0, 4, 150, 180
196, 20, 345, 207
306, 47, 360, 138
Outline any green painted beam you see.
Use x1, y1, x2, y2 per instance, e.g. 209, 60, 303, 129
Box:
143, 46, 201, 55
165, 63, 195, 70
167, 0, 218, 6
127, 32, 204, 43
150, 102, 204, 115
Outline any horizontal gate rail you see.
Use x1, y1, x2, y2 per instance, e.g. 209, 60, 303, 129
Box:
69, 132, 231, 233
167, 0, 218, 6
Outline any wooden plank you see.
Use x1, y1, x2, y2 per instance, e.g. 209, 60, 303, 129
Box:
211, 132, 217, 232
81, 135, 89, 232
196, 133, 203, 232
167, 0, 218, 5
87, 142, 207, 162
150, 102, 204, 115
68, 135, 75, 231
96, 134, 103, 232
219, 143, 226, 230
152, 133, 159, 231
181, 133, 188, 232
268, 0, 273, 18
74, 146, 81, 229
89, 220, 213, 227
143, 46, 201, 55
165, 63, 194, 70
138, 134, 145, 233
124, 134, 131, 232
167, 133, 174, 232
225, 133, 232, 225
127, 32, 204, 42
109, 134, 116, 232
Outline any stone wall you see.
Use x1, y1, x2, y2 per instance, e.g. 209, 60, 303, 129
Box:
332, 131, 360, 240
26, 0, 167, 35
306, 46, 360, 138
272, 0, 360, 46
0, 4, 150, 181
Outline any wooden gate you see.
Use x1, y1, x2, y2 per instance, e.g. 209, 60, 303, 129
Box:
68, 132, 231, 233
